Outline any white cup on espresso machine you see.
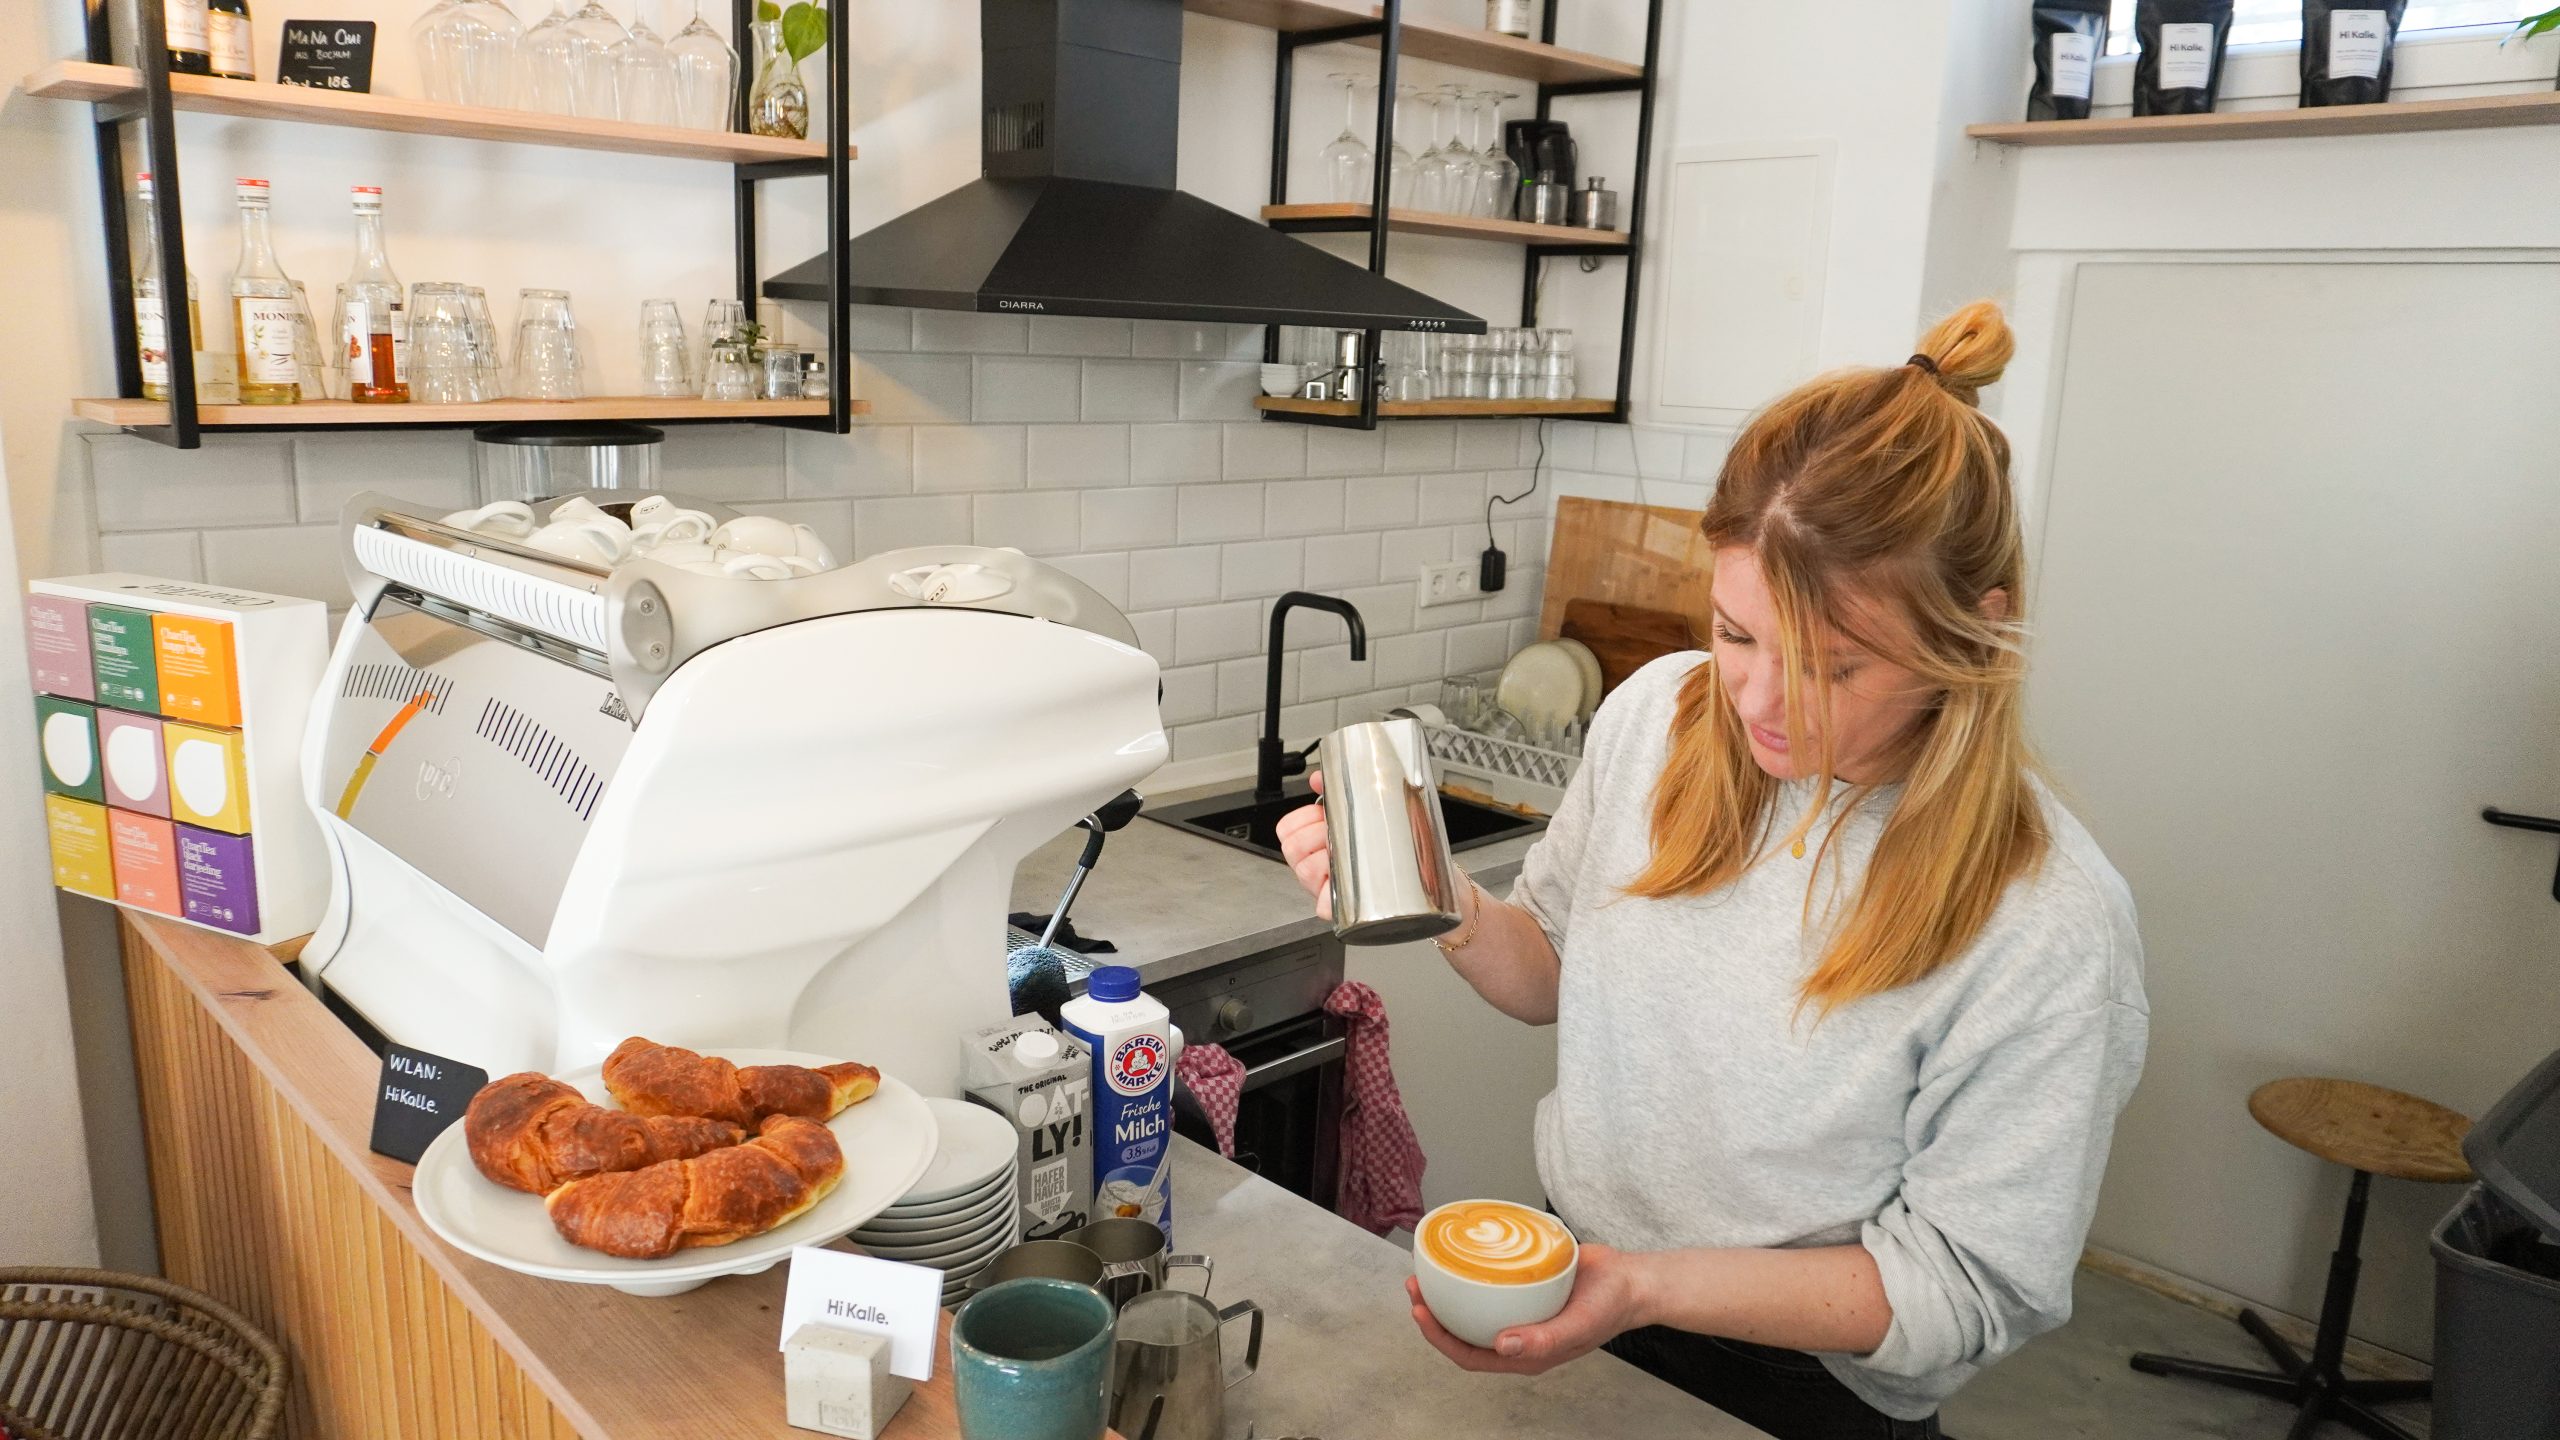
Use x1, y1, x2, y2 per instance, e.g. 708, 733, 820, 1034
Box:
1318, 717, 1463, 945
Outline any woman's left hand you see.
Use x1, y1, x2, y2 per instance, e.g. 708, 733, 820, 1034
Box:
1405, 1243, 1651, 1375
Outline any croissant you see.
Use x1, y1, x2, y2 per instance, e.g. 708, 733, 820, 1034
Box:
601, 1037, 879, 1128
544, 1114, 847, 1259
464, 1073, 745, 1195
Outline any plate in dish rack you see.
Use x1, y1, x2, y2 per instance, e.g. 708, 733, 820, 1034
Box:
412, 1049, 940, 1297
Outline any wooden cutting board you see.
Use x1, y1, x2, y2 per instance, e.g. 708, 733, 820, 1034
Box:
1561, 597, 1695, 694
1539, 495, 1709, 694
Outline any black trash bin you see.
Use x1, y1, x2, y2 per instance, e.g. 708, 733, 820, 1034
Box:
2431, 1046, 2560, 1440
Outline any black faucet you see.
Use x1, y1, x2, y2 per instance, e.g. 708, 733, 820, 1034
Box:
1258, 591, 1367, 801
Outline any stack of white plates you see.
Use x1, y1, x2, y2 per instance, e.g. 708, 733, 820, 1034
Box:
852, 1097, 1022, 1305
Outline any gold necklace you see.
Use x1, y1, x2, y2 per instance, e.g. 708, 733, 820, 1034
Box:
1791, 838, 1806, 859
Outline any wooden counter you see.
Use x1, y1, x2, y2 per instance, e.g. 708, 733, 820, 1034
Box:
115, 913, 989, 1440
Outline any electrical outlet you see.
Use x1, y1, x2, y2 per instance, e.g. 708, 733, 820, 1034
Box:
1415, 560, 1480, 609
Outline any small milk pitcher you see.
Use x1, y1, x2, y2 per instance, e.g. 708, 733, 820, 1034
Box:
1107, 1289, 1263, 1440
1318, 716, 1462, 945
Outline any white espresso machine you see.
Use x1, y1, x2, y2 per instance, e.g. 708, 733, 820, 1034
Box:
298, 492, 1165, 1097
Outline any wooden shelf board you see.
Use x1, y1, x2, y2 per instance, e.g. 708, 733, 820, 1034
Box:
1968, 91, 2560, 146
1257, 396, 1615, 418
1180, 0, 1641, 85
1264, 202, 1628, 246
72, 396, 854, 426
22, 60, 850, 164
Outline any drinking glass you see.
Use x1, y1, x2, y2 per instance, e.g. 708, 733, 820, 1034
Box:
407, 283, 480, 404
700, 298, 754, 400
560, 0, 629, 117
668, 0, 738, 131
1474, 91, 1520, 219
612, 2, 680, 125
1321, 71, 1372, 206
419, 0, 524, 107
760, 345, 804, 400
463, 286, 506, 399
290, 280, 334, 400
413, 0, 462, 101
510, 289, 584, 400
519, 1, 578, 113
1538, 327, 1577, 401
1387, 84, 1418, 210
637, 297, 691, 397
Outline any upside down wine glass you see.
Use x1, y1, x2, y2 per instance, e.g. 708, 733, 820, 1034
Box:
668, 0, 739, 131
1321, 71, 1372, 206
1475, 90, 1520, 220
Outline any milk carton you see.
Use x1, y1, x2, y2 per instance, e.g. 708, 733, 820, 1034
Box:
961, 1017, 1094, 1242
1060, 966, 1174, 1244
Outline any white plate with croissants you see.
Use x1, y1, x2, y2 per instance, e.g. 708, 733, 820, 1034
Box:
414, 1037, 938, 1296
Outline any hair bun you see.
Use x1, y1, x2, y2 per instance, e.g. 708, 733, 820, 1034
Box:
1909, 301, 2014, 406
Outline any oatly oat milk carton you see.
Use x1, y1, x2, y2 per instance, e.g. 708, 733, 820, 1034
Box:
961, 1017, 1094, 1242
1059, 965, 1174, 1244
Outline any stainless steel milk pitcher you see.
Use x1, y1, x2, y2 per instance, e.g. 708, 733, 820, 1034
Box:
1318, 717, 1463, 945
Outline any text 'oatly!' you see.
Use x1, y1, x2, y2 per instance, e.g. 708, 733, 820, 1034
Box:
961, 1018, 1093, 1241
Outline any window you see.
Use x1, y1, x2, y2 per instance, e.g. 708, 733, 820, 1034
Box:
2103, 0, 2542, 53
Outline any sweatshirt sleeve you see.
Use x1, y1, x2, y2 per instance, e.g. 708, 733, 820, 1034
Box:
1845, 996, 2149, 1387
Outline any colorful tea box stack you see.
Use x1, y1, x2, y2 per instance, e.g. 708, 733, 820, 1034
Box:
27, 574, 328, 943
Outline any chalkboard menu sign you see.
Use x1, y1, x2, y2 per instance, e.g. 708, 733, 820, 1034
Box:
277, 19, 376, 92
367, 1043, 488, 1165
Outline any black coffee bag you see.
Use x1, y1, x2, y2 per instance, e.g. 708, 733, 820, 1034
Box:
2301, 1, 2408, 107
2134, 0, 2234, 115
2028, 0, 2110, 121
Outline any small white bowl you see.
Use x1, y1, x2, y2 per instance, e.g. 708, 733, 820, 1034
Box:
1260, 363, 1301, 398
1411, 1200, 1578, 1351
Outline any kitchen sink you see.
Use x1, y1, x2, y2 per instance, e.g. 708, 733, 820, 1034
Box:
1146, 785, 1545, 862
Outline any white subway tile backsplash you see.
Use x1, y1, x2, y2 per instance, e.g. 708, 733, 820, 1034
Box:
1299, 643, 1375, 702
789, 426, 915, 498
1482, 570, 1541, 620
1260, 477, 1343, 537
1419, 472, 1488, 525
1378, 525, 1451, 578
1177, 483, 1265, 543
1219, 653, 1295, 712
855, 494, 971, 554
1029, 316, 1135, 357
1381, 421, 1455, 474
1302, 532, 1379, 591
972, 490, 1081, 554
914, 311, 1029, 354
1445, 621, 1512, 676
854, 352, 974, 423
1645, 480, 1710, 512
656, 425, 789, 501
917, 424, 1026, 493
1336, 687, 1413, 727
90, 435, 295, 530
1172, 715, 1257, 762
1047, 551, 1130, 608
294, 433, 475, 522
1410, 595, 1479, 631
1133, 321, 1253, 360
97, 530, 202, 581
1081, 361, 1180, 423
1507, 617, 1542, 653
1129, 423, 1222, 483
1082, 488, 1178, 550
1685, 428, 1731, 480
1592, 424, 1638, 477
1179, 362, 1259, 421
1159, 664, 1219, 725
1130, 609, 1176, 667
200, 524, 349, 607
742, 499, 856, 566
1344, 473, 1417, 529
1175, 600, 1264, 665
1219, 539, 1302, 598
1128, 546, 1222, 609
1303, 425, 1384, 477
1340, 582, 1417, 637
1027, 425, 1131, 488
1635, 427, 1686, 480
1373, 630, 1447, 687
1552, 469, 1636, 503
1220, 424, 1303, 482
1277, 700, 1333, 745
1455, 421, 1522, 470
1545, 420, 1597, 472
846, 305, 913, 352
975, 356, 1084, 423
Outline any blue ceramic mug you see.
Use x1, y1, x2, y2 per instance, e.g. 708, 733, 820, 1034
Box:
952, 1277, 1118, 1440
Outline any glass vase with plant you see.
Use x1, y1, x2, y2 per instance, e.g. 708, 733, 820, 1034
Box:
747, 0, 825, 138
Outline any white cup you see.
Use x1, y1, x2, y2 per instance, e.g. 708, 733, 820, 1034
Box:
639, 539, 718, 568
789, 523, 837, 570
441, 501, 536, 539
548, 494, 609, 525
1260, 362, 1300, 398
523, 521, 621, 568
635, 510, 716, 548
710, 515, 799, 558
1411, 1200, 1579, 1351
718, 550, 799, 580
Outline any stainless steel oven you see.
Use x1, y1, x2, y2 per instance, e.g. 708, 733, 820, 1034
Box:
1157, 934, 1348, 1212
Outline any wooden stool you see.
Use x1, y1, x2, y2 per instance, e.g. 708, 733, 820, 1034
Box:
2129, 1077, 2473, 1440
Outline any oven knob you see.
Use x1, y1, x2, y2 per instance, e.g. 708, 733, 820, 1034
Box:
1214, 998, 1253, 1037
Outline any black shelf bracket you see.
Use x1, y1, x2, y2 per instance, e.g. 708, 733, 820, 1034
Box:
735, 0, 853, 435
2482, 806, 2560, 903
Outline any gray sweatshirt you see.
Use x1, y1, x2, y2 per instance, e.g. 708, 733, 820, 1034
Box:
1510, 654, 2148, 1420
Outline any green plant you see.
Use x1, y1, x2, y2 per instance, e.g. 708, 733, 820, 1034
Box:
2515, 6, 2560, 39
756, 0, 828, 64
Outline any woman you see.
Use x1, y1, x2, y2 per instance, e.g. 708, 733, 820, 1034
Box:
1276, 302, 2148, 1440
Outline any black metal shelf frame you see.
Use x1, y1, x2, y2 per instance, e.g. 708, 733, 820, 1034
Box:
1256, 0, 1662, 430
78, 0, 856, 450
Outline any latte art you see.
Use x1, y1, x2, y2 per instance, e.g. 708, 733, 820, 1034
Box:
1418, 1202, 1575, 1285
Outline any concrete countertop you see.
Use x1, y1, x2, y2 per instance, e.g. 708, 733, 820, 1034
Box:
1008, 779, 1543, 986
1175, 1137, 1764, 1439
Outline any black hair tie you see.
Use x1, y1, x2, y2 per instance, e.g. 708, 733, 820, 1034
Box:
1907, 353, 1940, 375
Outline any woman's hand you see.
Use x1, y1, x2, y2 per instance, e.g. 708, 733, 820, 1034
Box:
1405, 1244, 1652, 1376
1273, 772, 1333, 919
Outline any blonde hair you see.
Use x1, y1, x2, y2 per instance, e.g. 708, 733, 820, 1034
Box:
1625, 301, 2046, 1013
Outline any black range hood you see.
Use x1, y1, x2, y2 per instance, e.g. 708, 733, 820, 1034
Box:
764, 0, 1483, 334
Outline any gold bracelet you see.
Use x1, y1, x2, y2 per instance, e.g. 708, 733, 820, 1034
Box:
1435, 875, 1486, 954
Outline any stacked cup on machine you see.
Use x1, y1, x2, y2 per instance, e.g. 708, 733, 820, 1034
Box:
852, 1098, 1025, 1307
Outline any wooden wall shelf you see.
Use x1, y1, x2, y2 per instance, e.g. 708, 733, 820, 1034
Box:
21, 60, 848, 164
73, 396, 853, 427
1968, 91, 2560, 146
1181, 0, 1642, 86
1257, 396, 1616, 418
1263, 202, 1629, 247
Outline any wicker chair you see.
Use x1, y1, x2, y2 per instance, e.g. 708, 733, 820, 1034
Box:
0, 1269, 285, 1440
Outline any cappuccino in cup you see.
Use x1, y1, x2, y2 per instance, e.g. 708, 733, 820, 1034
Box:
1412, 1200, 1579, 1349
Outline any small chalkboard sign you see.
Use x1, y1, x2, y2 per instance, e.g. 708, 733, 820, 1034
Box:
368, 1043, 487, 1165
277, 20, 376, 93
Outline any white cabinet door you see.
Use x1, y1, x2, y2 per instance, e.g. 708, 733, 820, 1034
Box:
1345, 937, 1558, 1216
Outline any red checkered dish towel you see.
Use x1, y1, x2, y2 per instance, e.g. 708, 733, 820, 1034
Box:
1174, 1042, 1246, 1159
1324, 979, 1426, 1235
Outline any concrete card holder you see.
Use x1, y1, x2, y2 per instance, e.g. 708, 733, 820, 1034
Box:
783, 1324, 913, 1439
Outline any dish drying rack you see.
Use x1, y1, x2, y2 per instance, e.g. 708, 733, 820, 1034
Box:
1409, 676, 1584, 817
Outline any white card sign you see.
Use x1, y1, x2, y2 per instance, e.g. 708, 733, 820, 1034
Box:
777, 1247, 941, 1381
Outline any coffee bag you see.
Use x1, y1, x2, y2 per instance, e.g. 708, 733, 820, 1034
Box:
961, 1017, 1094, 1242
2134, 0, 2234, 115
2301, 1, 2408, 107
2028, 0, 2111, 121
